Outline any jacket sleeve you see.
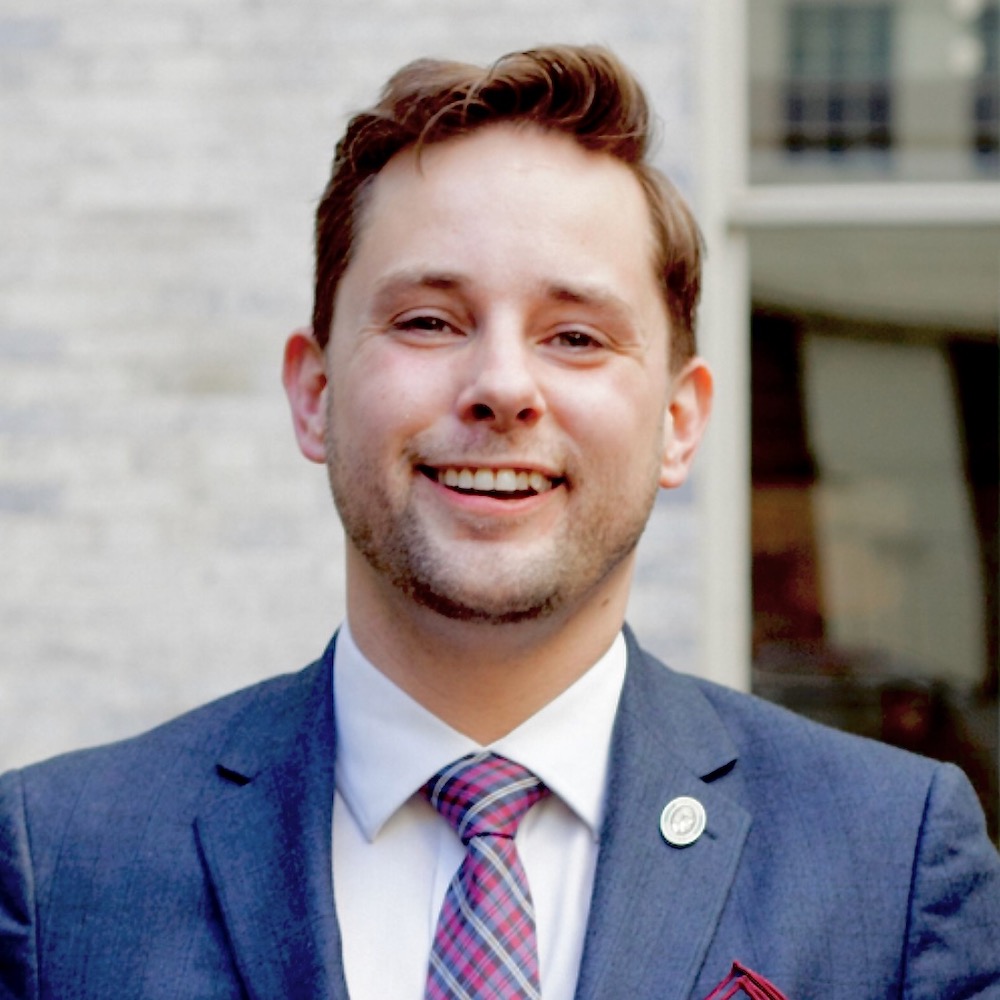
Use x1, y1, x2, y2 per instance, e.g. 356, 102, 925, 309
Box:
904, 762, 1000, 999
0, 771, 37, 1000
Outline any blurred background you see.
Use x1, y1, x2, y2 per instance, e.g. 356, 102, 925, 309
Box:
1, 0, 997, 839
743, 0, 999, 839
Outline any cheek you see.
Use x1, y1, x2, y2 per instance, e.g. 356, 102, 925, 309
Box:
555, 375, 666, 453
332, 354, 447, 450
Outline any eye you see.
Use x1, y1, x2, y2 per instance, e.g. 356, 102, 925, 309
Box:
393, 315, 451, 333
550, 329, 603, 351
390, 313, 464, 342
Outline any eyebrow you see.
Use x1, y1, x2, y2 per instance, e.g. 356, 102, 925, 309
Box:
542, 282, 639, 327
370, 270, 463, 311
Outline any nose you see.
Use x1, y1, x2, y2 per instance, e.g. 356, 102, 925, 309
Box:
456, 326, 545, 431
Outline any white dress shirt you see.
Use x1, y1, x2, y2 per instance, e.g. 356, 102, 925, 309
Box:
331, 621, 627, 1000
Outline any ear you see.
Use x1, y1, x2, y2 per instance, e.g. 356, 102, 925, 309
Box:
282, 329, 328, 464
660, 357, 713, 490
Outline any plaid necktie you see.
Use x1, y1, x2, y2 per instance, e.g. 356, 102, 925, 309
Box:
423, 751, 550, 1000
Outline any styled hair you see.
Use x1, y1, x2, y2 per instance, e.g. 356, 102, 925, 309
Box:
312, 45, 702, 367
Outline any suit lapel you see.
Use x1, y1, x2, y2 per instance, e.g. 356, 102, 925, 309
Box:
574, 631, 751, 1000
195, 641, 350, 1000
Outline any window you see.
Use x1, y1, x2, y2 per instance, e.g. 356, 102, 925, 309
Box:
785, 3, 893, 154
749, 0, 1000, 182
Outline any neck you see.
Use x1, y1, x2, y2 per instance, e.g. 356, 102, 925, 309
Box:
344, 554, 633, 744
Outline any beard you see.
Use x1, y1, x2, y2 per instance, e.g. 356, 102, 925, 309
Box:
336, 502, 565, 624
326, 436, 661, 627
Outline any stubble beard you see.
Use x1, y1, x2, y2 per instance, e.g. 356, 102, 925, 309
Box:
326, 440, 661, 627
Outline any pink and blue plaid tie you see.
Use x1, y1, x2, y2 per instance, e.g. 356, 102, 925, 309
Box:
423, 751, 550, 1000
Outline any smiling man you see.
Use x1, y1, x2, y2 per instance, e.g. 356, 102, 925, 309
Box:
283, 118, 708, 743
2, 45, 999, 1000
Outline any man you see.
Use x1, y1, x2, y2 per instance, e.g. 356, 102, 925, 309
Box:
1, 45, 998, 1000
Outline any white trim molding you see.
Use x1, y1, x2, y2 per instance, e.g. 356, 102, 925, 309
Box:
695, 0, 753, 691
731, 182, 1000, 229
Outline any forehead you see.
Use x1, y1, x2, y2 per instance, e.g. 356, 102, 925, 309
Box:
372, 123, 653, 242
340, 124, 666, 327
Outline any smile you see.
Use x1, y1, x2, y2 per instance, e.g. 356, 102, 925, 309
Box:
420, 466, 562, 497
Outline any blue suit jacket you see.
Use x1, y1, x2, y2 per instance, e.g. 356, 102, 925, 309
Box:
1, 630, 999, 999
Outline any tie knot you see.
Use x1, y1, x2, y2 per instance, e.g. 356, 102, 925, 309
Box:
423, 752, 549, 844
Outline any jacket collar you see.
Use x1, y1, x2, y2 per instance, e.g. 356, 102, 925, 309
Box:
574, 627, 750, 1000
194, 635, 350, 1000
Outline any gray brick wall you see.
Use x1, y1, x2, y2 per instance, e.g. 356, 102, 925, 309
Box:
0, 0, 699, 770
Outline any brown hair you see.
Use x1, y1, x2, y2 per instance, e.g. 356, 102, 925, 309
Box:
312, 45, 701, 367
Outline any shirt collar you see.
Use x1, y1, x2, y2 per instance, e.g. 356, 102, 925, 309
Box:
333, 621, 627, 844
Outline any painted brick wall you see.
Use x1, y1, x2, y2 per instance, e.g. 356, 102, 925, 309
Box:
0, 0, 699, 770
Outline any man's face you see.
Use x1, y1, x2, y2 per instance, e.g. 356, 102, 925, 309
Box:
289, 124, 709, 624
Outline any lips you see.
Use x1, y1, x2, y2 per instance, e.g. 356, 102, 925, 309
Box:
419, 465, 562, 497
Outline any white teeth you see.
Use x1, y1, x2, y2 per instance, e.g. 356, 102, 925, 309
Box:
494, 469, 517, 492
528, 471, 552, 493
436, 467, 555, 494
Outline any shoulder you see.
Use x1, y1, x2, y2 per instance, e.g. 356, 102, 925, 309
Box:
624, 636, 978, 844
626, 640, 1000, 987
687, 673, 1000, 984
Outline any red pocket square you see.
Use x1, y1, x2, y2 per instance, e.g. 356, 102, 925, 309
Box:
702, 961, 790, 1000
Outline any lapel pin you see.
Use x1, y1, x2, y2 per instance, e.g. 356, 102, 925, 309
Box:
660, 796, 706, 847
